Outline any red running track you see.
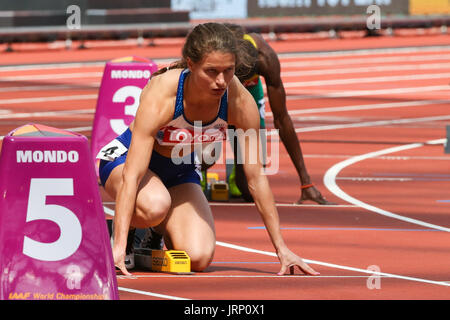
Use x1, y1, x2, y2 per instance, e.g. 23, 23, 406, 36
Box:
0, 31, 449, 301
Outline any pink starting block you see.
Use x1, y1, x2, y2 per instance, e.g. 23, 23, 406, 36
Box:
0, 124, 119, 300
90, 56, 158, 172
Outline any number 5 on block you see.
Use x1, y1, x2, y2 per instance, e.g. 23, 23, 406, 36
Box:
0, 124, 119, 300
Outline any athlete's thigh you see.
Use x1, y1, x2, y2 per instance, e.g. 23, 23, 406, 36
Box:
104, 163, 171, 213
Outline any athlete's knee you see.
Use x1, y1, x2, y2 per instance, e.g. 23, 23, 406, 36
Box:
135, 191, 171, 226
188, 245, 215, 272
186, 241, 215, 272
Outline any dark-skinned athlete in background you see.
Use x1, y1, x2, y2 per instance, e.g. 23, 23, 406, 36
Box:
209, 24, 336, 205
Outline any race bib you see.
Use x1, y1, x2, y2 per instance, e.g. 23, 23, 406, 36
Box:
96, 139, 128, 161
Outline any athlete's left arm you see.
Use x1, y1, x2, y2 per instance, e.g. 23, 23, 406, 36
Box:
228, 77, 319, 276
251, 33, 335, 205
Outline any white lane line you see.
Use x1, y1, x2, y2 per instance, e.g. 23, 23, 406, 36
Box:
0, 72, 103, 81
0, 109, 94, 119
0, 94, 97, 105
278, 45, 450, 59
117, 286, 190, 300
286, 85, 449, 100
0, 45, 447, 74
0, 83, 99, 93
336, 177, 414, 182
0, 62, 105, 72
208, 203, 355, 208
268, 99, 450, 117
0, 58, 172, 73
282, 62, 450, 77
215, 241, 450, 287
283, 72, 450, 88
292, 114, 450, 133
102, 204, 357, 214
323, 138, 450, 233
119, 275, 389, 279
281, 53, 450, 68
304, 154, 450, 161
303, 154, 450, 161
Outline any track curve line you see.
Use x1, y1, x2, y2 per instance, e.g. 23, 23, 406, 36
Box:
323, 138, 450, 233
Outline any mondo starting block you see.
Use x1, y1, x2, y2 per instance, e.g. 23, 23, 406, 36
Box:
0, 124, 119, 300
91, 56, 158, 172
134, 248, 193, 275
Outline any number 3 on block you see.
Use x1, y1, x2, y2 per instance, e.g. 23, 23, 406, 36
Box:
23, 178, 82, 262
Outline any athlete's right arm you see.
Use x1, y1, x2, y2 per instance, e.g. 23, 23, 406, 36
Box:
112, 71, 176, 275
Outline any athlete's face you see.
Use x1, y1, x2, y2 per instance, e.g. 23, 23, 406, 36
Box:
188, 51, 236, 97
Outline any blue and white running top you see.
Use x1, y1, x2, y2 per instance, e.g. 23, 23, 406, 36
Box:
155, 69, 229, 146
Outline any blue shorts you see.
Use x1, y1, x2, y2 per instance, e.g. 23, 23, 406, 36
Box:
98, 128, 201, 188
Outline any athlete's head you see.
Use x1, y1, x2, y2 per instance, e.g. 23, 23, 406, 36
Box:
152, 23, 255, 86
183, 23, 238, 96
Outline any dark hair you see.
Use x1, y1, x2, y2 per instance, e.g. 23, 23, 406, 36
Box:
224, 24, 259, 82
152, 22, 256, 80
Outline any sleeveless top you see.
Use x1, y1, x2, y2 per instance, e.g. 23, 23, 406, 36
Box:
155, 69, 229, 146
241, 34, 260, 88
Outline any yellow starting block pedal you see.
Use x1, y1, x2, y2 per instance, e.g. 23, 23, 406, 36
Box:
210, 181, 229, 201
134, 248, 194, 274
206, 172, 219, 184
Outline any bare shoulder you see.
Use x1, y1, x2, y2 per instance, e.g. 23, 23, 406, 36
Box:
134, 68, 183, 133
227, 76, 260, 130
142, 68, 182, 99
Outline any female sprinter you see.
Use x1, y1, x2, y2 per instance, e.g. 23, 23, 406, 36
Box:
97, 22, 319, 277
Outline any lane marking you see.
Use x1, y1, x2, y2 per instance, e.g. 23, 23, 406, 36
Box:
323, 139, 450, 233
0, 83, 99, 93
281, 53, 450, 68
0, 94, 97, 105
282, 62, 450, 77
248, 227, 443, 232
0, 109, 94, 120
0, 45, 448, 73
286, 85, 449, 100
306, 154, 450, 160
207, 203, 355, 208
102, 204, 357, 214
0, 62, 105, 72
119, 274, 390, 279
215, 241, 450, 287
117, 286, 190, 300
278, 45, 450, 59
337, 176, 450, 182
4, 115, 448, 141
0, 72, 102, 81
284, 72, 450, 88
336, 177, 414, 182
268, 100, 450, 117
291, 115, 450, 133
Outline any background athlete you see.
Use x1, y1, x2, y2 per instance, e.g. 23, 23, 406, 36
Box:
224, 24, 336, 205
